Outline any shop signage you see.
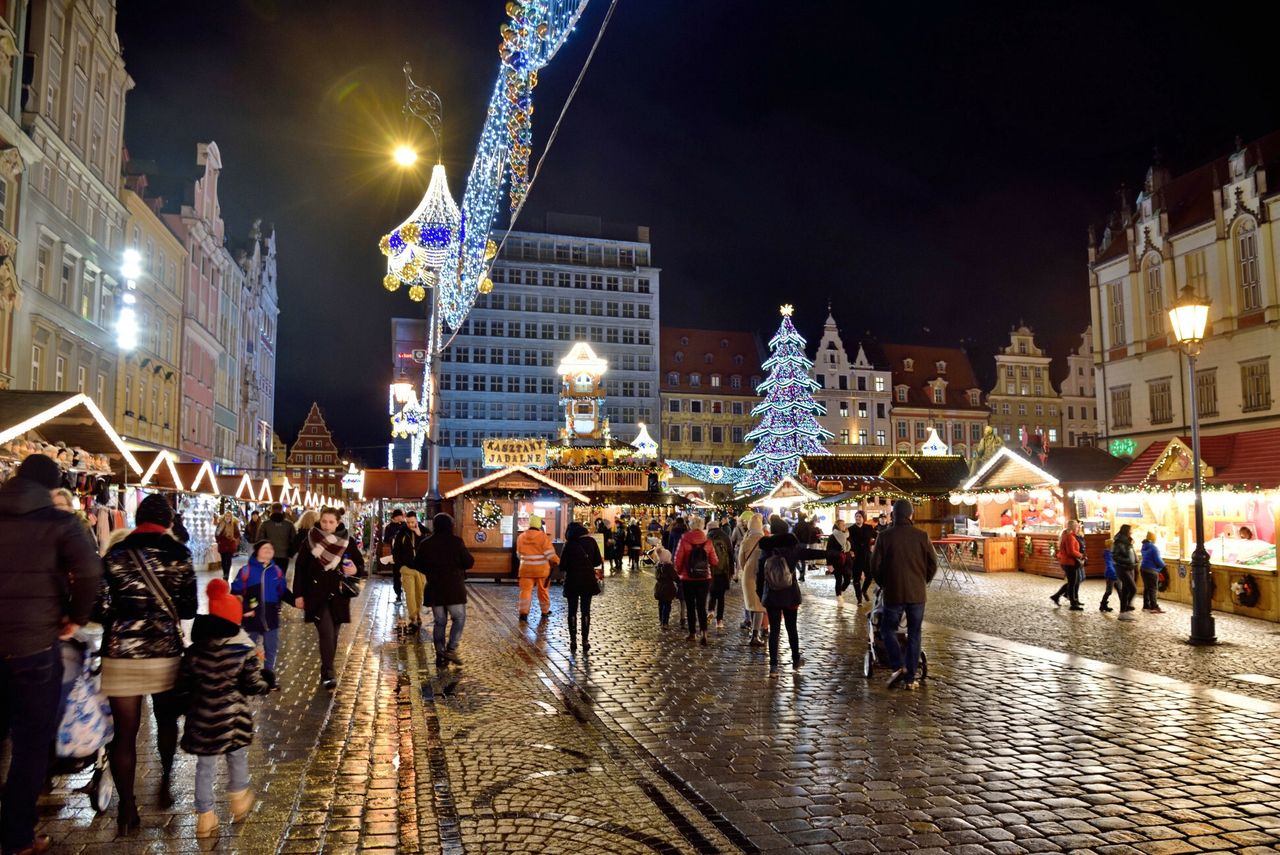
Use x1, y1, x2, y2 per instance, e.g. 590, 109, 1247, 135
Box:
817, 480, 844, 495
482, 438, 548, 469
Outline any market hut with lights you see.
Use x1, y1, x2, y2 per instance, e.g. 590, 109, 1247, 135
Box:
1078, 428, 1280, 621
953, 443, 1128, 576
797, 452, 971, 538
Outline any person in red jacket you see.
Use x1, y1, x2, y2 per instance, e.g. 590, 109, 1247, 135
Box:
674, 516, 718, 645
1051, 519, 1085, 610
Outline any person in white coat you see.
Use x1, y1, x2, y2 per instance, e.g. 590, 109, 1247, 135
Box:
737, 514, 766, 646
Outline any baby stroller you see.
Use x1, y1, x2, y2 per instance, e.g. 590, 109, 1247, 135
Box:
640, 535, 663, 571
862, 588, 928, 681
48, 634, 114, 814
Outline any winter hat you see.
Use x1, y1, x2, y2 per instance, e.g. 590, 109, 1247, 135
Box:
768, 515, 790, 536
16, 453, 63, 489
892, 499, 914, 523
251, 540, 274, 560
528, 514, 543, 529
136, 493, 174, 528
206, 578, 243, 625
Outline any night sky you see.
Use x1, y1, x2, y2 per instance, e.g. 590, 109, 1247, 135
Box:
115, 1, 1278, 461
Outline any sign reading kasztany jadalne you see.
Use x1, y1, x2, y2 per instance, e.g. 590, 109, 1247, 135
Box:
482, 438, 548, 469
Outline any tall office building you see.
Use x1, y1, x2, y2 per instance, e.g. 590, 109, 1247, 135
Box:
434, 213, 660, 478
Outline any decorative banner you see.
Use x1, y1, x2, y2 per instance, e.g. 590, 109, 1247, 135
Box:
817, 480, 845, 496
482, 438, 547, 469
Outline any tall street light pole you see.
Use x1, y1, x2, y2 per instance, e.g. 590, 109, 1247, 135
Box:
1168, 283, 1216, 646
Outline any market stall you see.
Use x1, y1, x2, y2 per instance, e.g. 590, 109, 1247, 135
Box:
798, 453, 971, 538
359, 468, 464, 568
444, 465, 588, 581
955, 445, 1128, 576
1078, 430, 1280, 621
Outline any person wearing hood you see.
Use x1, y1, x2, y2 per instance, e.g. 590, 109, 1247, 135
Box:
178, 579, 270, 837
870, 499, 936, 690
560, 521, 604, 654
413, 513, 474, 667
98, 492, 198, 834
827, 519, 853, 606
230, 541, 295, 681
292, 507, 362, 689
515, 515, 559, 623
1140, 532, 1166, 614
756, 515, 825, 675
257, 503, 297, 576
1111, 524, 1139, 621
0, 454, 102, 855
737, 513, 767, 645
674, 516, 718, 645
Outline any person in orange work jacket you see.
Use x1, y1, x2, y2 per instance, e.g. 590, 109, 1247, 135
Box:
516, 514, 559, 623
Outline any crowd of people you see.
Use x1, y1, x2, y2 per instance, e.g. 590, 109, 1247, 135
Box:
1054, 519, 1167, 620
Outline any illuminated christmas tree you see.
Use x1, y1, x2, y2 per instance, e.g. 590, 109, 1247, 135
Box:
737, 305, 833, 493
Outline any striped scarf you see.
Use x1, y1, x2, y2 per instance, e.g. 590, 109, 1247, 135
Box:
308, 526, 349, 571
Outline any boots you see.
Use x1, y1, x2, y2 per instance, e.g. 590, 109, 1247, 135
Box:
228, 788, 255, 821
568, 616, 578, 653
195, 810, 219, 837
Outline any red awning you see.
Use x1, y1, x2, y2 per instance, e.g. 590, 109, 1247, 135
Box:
1107, 427, 1280, 489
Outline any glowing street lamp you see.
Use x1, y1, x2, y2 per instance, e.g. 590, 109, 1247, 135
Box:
393, 145, 418, 167
1168, 283, 1215, 645
117, 248, 142, 350
391, 370, 415, 405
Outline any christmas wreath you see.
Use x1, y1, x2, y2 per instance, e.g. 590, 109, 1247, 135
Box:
1231, 574, 1261, 609
473, 499, 502, 530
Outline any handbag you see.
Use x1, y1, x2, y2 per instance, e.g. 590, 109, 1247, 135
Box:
336, 566, 361, 598
56, 655, 114, 758
131, 548, 184, 644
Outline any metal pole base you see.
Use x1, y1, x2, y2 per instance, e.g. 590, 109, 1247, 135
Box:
1187, 549, 1216, 646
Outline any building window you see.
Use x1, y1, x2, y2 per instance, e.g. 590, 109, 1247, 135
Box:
1145, 259, 1164, 339
711, 426, 723, 444
1241, 359, 1271, 412
1110, 386, 1132, 428
839, 402, 849, 418
914, 421, 926, 440
876, 403, 886, 419
689, 373, 700, 387
815, 374, 825, 388
895, 387, 907, 403
1195, 369, 1218, 417
667, 371, 679, 384
1239, 220, 1261, 312
952, 423, 963, 441
970, 424, 982, 441
858, 429, 868, 445
839, 429, 849, 445
730, 374, 742, 389
874, 376, 885, 392
1108, 282, 1126, 346
710, 374, 721, 388
731, 401, 744, 415
1148, 379, 1172, 425
896, 421, 908, 439
732, 427, 744, 443
1018, 403, 1027, 416
875, 429, 886, 445
1048, 429, 1058, 444
668, 425, 681, 443
30, 346, 42, 389
932, 386, 944, 404
1186, 248, 1208, 297
689, 400, 703, 414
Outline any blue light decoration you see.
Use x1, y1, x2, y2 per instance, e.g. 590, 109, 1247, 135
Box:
379, 163, 461, 302
668, 459, 750, 485
736, 305, 834, 494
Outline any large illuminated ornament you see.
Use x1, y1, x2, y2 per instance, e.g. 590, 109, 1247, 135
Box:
630, 422, 658, 459
379, 163, 460, 297
558, 343, 608, 440
737, 305, 834, 494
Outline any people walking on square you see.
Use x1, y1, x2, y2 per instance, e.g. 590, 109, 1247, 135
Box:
850, 511, 876, 603
610, 519, 626, 575
392, 512, 429, 631
756, 516, 805, 675
1098, 539, 1118, 612
1111, 524, 1139, 621
258, 503, 297, 577
666, 516, 689, 559
414, 513, 474, 667
1051, 520, 1085, 610
380, 508, 407, 601
706, 520, 734, 632
827, 519, 853, 606
516, 514, 558, 623
870, 499, 937, 690
230, 541, 294, 682
98, 492, 197, 834
293, 507, 362, 689
0, 454, 102, 855
1140, 532, 1166, 614
792, 512, 818, 583
560, 522, 604, 654
215, 511, 242, 580
675, 516, 718, 645
653, 547, 679, 629
627, 519, 642, 573
179, 579, 270, 837
245, 510, 261, 545
738, 513, 766, 646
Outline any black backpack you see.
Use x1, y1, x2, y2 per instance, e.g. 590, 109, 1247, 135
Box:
687, 544, 711, 579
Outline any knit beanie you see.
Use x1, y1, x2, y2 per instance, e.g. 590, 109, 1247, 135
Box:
206, 578, 243, 625
136, 493, 174, 528
16, 453, 63, 489
892, 498, 914, 523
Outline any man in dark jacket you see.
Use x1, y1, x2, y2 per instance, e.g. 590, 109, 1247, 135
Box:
381, 509, 407, 600
414, 513, 474, 666
848, 510, 876, 604
871, 499, 937, 690
258, 503, 297, 575
0, 454, 102, 855
792, 512, 819, 582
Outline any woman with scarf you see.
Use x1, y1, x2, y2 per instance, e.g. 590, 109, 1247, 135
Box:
826, 519, 853, 606
97, 493, 197, 834
292, 507, 363, 689
230, 540, 295, 683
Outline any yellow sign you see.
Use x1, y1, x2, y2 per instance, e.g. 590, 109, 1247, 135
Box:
483, 438, 548, 469
817, 480, 845, 495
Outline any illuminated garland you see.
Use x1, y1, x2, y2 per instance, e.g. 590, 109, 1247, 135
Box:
737, 306, 833, 493
667, 460, 750, 485
473, 498, 503, 529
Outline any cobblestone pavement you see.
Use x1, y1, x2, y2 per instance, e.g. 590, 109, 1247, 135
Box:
22, 564, 1280, 853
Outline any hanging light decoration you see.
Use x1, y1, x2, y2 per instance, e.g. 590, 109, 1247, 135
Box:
380, 163, 461, 291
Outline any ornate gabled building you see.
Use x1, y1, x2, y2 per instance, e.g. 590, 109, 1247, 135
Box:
809, 309, 893, 451
232, 220, 279, 470
287, 402, 342, 496
1089, 133, 1280, 445
1059, 327, 1097, 447
659, 327, 762, 465
874, 343, 988, 458
986, 325, 1063, 446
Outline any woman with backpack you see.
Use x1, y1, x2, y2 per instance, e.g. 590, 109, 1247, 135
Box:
756, 516, 804, 676
1112, 524, 1139, 621
706, 520, 735, 632
674, 516, 718, 645
560, 522, 604, 654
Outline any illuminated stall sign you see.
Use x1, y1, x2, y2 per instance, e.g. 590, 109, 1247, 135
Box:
482, 438, 548, 469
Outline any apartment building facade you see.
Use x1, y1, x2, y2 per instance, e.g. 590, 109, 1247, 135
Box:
878, 343, 989, 458
810, 310, 893, 451
986, 325, 1064, 446
659, 328, 762, 465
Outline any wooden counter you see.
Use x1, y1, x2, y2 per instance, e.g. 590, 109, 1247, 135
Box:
1018, 532, 1108, 578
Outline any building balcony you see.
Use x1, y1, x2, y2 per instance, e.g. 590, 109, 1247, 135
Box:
544, 468, 648, 492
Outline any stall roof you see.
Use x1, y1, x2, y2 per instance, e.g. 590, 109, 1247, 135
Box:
800, 454, 970, 495
361, 469, 465, 501
585, 490, 689, 507
1107, 428, 1280, 490
443, 465, 590, 503
0, 391, 142, 475
963, 446, 1128, 491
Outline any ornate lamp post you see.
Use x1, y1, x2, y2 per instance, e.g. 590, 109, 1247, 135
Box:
1168, 283, 1216, 645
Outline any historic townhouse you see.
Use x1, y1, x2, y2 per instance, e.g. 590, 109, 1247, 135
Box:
810, 309, 893, 452
232, 220, 279, 470
13, 0, 131, 407
986, 325, 1064, 446
1059, 328, 1097, 447
1089, 134, 1280, 445
876, 343, 988, 458
659, 328, 762, 465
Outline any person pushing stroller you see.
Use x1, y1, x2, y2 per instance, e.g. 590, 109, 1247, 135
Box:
870, 499, 936, 690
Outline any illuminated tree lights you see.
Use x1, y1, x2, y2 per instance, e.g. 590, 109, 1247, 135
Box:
737, 306, 833, 493
668, 460, 750, 485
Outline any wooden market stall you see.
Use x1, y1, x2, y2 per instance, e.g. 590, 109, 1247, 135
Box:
1078, 430, 1280, 622
955, 445, 1128, 577
798, 453, 972, 538
444, 466, 589, 581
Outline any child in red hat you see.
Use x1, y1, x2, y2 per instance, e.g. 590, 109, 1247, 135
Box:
178, 579, 269, 837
